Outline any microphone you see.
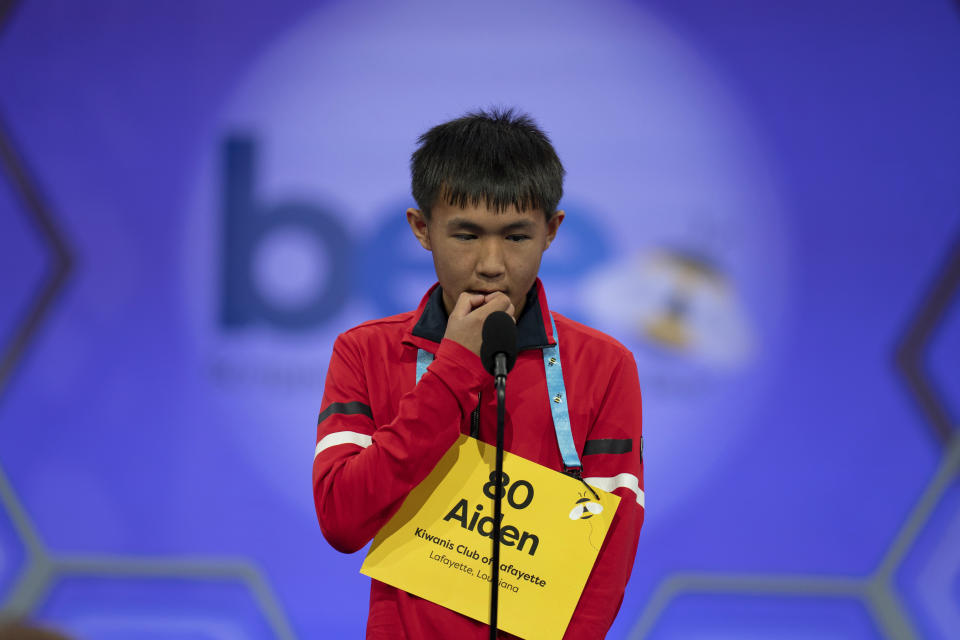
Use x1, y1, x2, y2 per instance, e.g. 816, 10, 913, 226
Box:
479, 310, 517, 638
481, 311, 518, 381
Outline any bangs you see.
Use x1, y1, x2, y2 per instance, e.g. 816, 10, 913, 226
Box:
437, 177, 552, 215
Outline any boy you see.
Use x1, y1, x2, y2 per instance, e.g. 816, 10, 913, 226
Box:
313, 109, 644, 638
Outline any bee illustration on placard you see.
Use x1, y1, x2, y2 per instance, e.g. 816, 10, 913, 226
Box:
568, 491, 606, 550
568, 494, 603, 520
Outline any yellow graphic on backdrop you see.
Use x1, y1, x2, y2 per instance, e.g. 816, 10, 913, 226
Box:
361, 435, 620, 639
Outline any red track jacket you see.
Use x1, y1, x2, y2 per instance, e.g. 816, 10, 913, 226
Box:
313, 281, 644, 639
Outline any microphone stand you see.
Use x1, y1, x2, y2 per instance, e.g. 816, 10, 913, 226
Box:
490, 353, 507, 640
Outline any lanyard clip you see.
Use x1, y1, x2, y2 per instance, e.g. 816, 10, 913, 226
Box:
564, 465, 599, 500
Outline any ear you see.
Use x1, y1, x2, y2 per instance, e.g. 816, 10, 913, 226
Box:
406, 208, 432, 250
544, 210, 565, 250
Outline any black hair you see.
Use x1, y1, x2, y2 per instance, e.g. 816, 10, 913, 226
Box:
410, 108, 565, 220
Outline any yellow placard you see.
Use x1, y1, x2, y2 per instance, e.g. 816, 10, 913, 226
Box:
360, 435, 620, 640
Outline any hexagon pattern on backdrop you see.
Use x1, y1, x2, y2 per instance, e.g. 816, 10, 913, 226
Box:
0, 497, 25, 606
644, 592, 882, 640
897, 475, 960, 640
34, 575, 276, 640
0, 1, 959, 638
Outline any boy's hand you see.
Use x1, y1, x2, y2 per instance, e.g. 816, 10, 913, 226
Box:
444, 292, 515, 357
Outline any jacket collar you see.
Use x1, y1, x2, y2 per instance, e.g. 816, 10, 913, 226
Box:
404, 278, 555, 352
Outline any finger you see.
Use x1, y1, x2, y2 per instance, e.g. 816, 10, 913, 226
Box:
480, 294, 512, 313
469, 296, 514, 324
452, 292, 485, 318
483, 291, 510, 305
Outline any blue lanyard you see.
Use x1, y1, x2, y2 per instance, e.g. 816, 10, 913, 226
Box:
415, 315, 582, 472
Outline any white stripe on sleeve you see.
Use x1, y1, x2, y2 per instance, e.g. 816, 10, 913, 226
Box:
584, 473, 645, 508
315, 431, 373, 458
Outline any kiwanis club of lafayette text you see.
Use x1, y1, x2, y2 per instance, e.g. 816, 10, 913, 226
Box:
415, 527, 548, 590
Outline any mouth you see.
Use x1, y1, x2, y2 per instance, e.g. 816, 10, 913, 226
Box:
468, 289, 506, 296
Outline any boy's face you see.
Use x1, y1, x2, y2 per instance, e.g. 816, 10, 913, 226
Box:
407, 201, 564, 318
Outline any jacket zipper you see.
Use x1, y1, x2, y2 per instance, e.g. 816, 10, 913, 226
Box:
470, 392, 481, 437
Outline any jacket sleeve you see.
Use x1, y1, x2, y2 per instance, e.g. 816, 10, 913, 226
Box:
563, 349, 645, 639
312, 331, 489, 553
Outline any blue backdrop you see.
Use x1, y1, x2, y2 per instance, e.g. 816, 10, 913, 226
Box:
1, 0, 959, 638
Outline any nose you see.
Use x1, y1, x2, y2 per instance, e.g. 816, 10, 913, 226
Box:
476, 237, 506, 280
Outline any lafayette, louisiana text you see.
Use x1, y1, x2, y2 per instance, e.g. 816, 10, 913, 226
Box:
416, 527, 547, 589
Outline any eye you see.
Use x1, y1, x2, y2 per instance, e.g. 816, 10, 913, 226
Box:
506, 234, 531, 243
453, 233, 477, 241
